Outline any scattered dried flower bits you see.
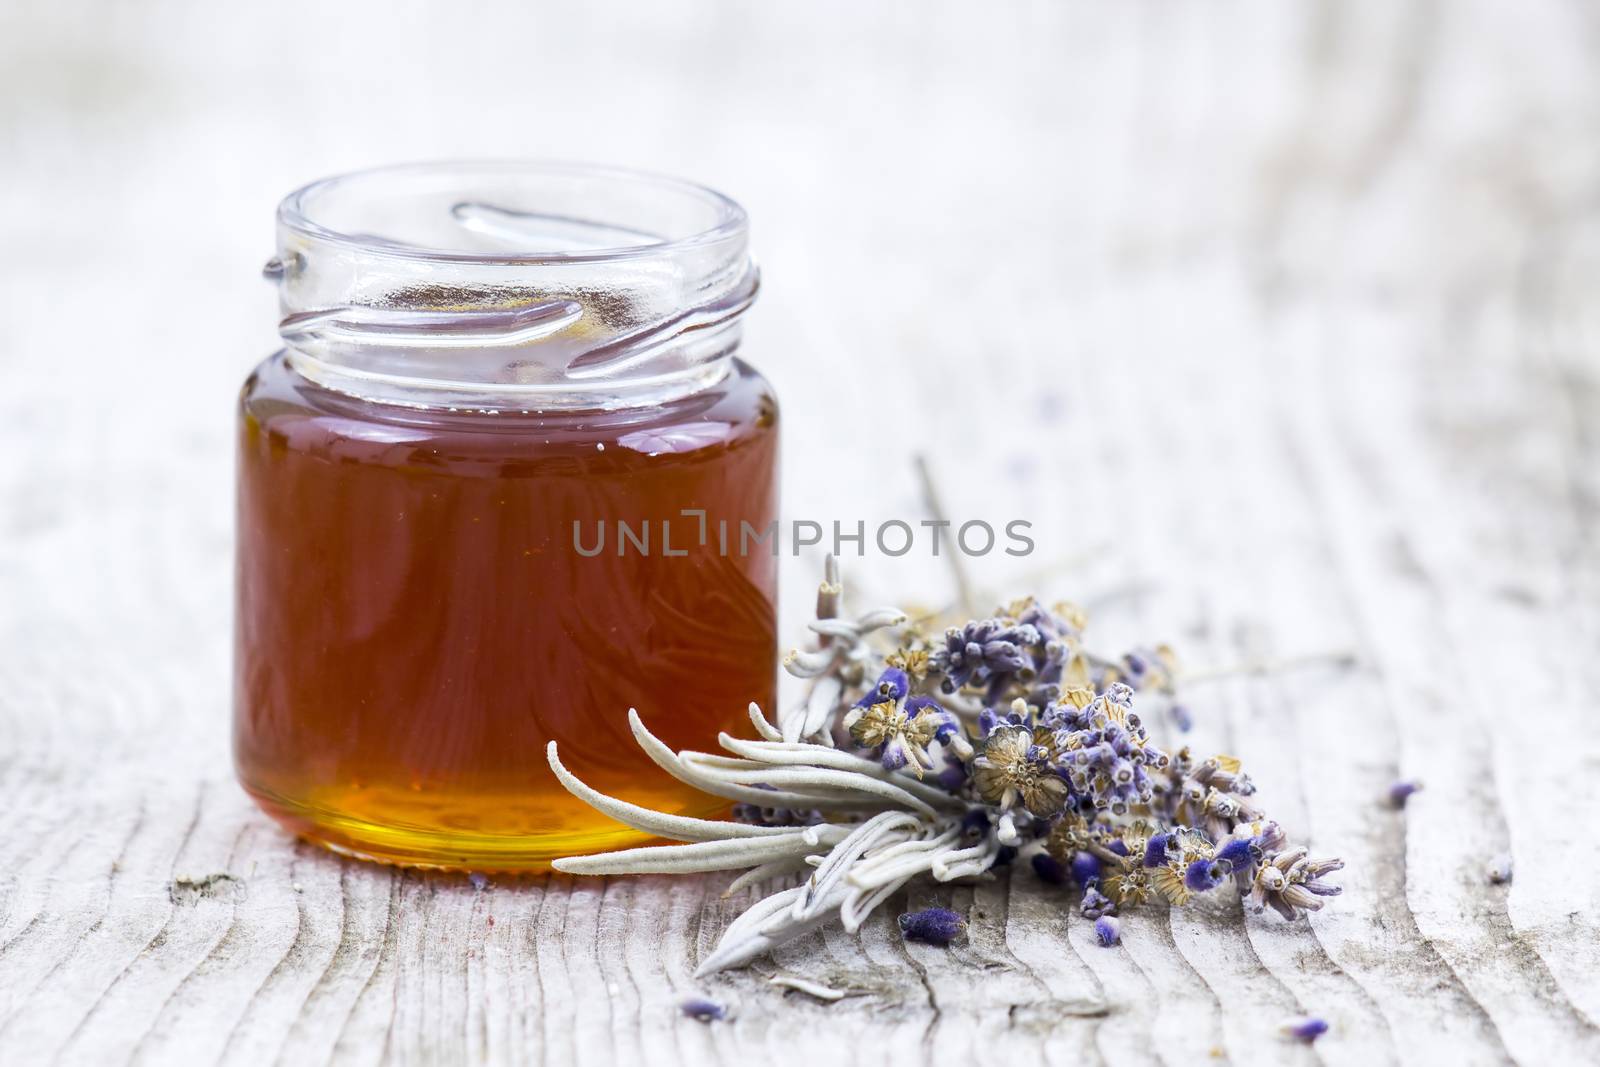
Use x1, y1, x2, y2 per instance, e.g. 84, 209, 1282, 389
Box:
680, 997, 728, 1023
1387, 780, 1423, 808
1031, 852, 1068, 886
1280, 1015, 1329, 1043
898, 907, 965, 946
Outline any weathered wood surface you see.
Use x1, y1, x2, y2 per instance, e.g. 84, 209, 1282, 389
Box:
3, 1, 1599, 1063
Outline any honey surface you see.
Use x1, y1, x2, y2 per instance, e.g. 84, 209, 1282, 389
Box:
234, 353, 778, 869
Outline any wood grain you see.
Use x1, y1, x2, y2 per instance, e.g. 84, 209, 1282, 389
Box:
2, 1, 1598, 1063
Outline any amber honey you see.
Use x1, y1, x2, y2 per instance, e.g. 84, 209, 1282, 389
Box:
234, 350, 778, 869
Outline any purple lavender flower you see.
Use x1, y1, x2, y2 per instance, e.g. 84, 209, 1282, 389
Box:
1184, 858, 1227, 893
899, 906, 965, 945
1387, 779, 1423, 808
680, 997, 728, 1022
1081, 885, 1116, 920
1112, 645, 1178, 694
1010, 598, 1080, 644
1143, 832, 1174, 868
931, 617, 1042, 698
853, 666, 910, 707
1249, 845, 1345, 920
1169, 703, 1194, 732
845, 670, 962, 776
1044, 686, 1170, 815
1031, 852, 1068, 886
1210, 830, 1265, 892
1070, 851, 1102, 888
1214, 837, 1256, 871
549, 559, 1355, 970
1279, 1015, 1329, 1043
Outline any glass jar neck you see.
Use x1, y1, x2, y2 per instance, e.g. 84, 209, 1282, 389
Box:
266, 162, 757, 411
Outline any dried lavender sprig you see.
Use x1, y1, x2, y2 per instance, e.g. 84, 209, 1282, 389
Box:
913, 452, 976, 615
780, 557, 902, 743
550, 558, 1347, 975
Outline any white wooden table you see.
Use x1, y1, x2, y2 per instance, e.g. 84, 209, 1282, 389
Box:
2, 2, 1598, 1063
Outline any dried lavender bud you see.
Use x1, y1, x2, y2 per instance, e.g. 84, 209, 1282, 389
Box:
1387, 779, 1422, 808
1279, 1016, 1329, 1043
844, 671, 960, 776
1248, 841, 1345, 920
1093, 915, 1121, 947
1040, 685, 1170, 815
898, 906, 965, 945
931, 617, 1042, 698
1486, 853, 1513, 884
1143, 832, 1173, 868
1214, 837, 1255, 870
467, 872, 489, 891
680, 997, 728, 1022
1116, 645, 1178, 694
1070, 851, 1102, 888
1184, 858, 1227, 893
1081, 886, 1116, 919
1168, 703, 1194, 732
1031, 852, 1068, 886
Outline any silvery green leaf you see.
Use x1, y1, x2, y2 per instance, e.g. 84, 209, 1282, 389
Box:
552, 830, 845, 876
545, 741, 804, 843
792, 811, 921, 921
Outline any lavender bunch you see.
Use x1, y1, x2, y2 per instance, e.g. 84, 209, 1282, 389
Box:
547, 558, 1343, 975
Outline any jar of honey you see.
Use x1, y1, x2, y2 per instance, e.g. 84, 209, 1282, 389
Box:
234, 162, 778, 870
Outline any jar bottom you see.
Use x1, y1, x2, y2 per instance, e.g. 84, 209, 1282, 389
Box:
241, 778, 729, 872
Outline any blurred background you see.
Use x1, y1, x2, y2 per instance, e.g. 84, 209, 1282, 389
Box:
3, 0, 1597, 743
4, 0, 1598, 752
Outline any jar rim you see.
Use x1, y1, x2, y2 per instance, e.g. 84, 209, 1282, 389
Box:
270, 159, 757, 410
277, 159, 749, 267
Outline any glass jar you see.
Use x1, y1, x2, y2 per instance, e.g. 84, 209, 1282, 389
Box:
234, 162, 778, 870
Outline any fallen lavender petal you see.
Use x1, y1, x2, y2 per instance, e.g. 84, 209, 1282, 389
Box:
898, 906, 965, 945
